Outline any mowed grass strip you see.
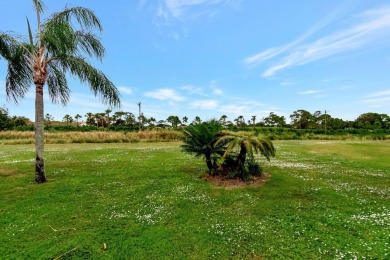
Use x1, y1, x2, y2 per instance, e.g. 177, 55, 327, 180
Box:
0, 141, 389, 259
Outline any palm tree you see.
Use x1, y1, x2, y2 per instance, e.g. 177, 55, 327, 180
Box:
75, 113, 82, 125
193, 116, 202, 125
251, 115, 256, 126
44, 113, 53, 125
105, 108, 112, 128
181, 119, 225, 173
215, 131, 275, 173
219, 115, 227, 126
1, 1, 120, 183
85, 112, 94, 125
182, 116, 188, 126
63, 114, 73, 125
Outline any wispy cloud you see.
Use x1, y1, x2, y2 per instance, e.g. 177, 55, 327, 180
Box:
181, 85, 205, 95
190, 99, 218, 109
157, 0, 227, 20
298, 90, 322, 95
362, 89, 390, 107
243, 4, 346, 67
245, 5, 390, 77
118, 86, 133, 95
144, 88, 185, 101
367, 89, 390, 97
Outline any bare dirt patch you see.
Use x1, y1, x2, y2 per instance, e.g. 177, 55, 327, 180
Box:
201, 173, 271, 189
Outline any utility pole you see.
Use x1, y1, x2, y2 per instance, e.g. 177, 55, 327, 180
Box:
324, 110, 327, 134
138, 101, 142, 130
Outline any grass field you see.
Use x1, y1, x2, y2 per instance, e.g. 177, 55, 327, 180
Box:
0, 141, 389, 259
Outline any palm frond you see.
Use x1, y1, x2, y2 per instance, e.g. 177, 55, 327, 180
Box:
32, 0, 45, 14
42, 21, 77, 57
0, 33, 16, 59
4, 41, 33, 104
55, 55, 120, 107
46, 62, 69, 105
74, 31, 104, 60
47, 6, 103, 32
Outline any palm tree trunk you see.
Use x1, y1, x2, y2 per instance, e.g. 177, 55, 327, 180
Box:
35, 83, 46, 183
237, 143, 247, 170
205, 153, 213, 173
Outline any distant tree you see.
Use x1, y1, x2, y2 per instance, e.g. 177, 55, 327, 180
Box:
290, 110, 312, 129
63, 114, 73, 125
182, 116, 188, 126
125, 112, 136, 126
44, 113, 54, 126
355, 112, 388, 129
251, 115, 256, 126
12, 116, 30, 127
112, 111, 126, 125
85, 112, 94, 125
75, 114, 82, 125
95, 113, 105, 127
149, 117, 156, 127
263, 112, 286, 127
193, 116, 202, 125
0, 107, 13, 130
312, 111, 322, 129
167, 115, 181, 128
220, 115, 227, 126
105, 109, 112, 127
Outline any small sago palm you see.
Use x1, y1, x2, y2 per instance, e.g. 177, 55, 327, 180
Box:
181, 119, 226, 173
0, 0, 120, 183
215, 131, 275, 174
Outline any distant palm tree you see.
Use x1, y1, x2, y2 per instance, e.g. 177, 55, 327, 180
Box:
0, 1, 120, 183
220, 115, 227, 126
182, 116, 188, 126
75, 114, 82, 125
63, 114, 73, 125
193, 116, 202, 125
251, 115, 256, 126
85, 112, 94, 125
105, 108, 112, 127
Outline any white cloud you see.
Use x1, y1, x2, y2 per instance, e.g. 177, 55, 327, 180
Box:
212, 88, 223, 95
118, 86, 133, 95
181, 85, 205, 95
298, 90, 323, 95
144, 88, 185, 101
190, 99, 218, 109
245, 5, 390, 77
280, 80, 296, 86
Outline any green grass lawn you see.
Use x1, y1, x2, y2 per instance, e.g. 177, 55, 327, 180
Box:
1, 141, 389, 259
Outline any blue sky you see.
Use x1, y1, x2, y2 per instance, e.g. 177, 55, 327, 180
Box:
1, 0, 390, 123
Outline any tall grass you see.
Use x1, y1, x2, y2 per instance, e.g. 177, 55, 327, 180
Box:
0, 130, 184, 144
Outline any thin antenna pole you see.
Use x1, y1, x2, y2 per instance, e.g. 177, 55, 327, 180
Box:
138, 101, 142, 130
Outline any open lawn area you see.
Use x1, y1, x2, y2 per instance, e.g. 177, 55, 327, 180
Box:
1, 141, 389, 259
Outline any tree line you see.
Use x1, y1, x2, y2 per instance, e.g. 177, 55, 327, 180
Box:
1, 106, 389, 131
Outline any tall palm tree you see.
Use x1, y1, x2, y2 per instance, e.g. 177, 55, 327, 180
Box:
0, 1, 120, 183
